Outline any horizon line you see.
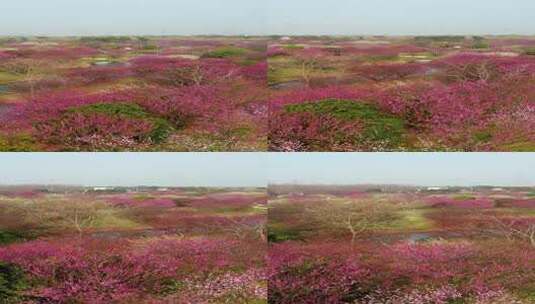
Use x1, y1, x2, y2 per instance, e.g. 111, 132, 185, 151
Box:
2, 33, 535, 38
1, 183, 532, 188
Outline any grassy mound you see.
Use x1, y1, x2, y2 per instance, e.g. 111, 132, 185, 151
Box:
202, 47, 247, 58
284, 99, 407, 147
0, 230, 26, 245
70, 102, 173, 143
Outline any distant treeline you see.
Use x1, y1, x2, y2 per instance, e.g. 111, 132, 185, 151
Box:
268, 184, 535, 196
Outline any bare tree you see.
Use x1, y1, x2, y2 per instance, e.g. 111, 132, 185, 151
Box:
59, 201, 100, 237
308, 199, 400, 244
444, 61, 496, 82
484, 216, 535, 247
200, 216, 266, 241
7, 199, 103, 237
225, 216, 267, 241
297, 57, 318, 87
0, 59, 45, 99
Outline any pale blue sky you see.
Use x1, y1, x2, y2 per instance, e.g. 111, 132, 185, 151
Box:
268, 153, 535, 187
0, 153, 267, 187
267, 0, 535, 35
0, 0, 266, 36
0, 153, 533, 187
0, 0, 534, 36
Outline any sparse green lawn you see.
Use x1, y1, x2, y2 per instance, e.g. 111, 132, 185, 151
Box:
0, 72, 21, 84
0, 133, 41, 152
387, 209, 434, 231
499, 141, 535, 152
268, 66, 303, 84
268, 57, 342, 84
92, 209, 144, 230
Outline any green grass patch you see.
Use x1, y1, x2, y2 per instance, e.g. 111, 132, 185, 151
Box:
75, 102, 149, 118
133, 194, 153, 201
268, 66, 304, 84
0, 133, 40, 152
473, 130, 493, 143
472, 41, 490, 49
523, 48, 535, 56
285, 99, 407, 146
0, 72, 20, 84
283, 44, 304, 50
0, 230, 26, 245
452, 194, 476, 200
0, 262, 27, 303
515, 286, 535, 302
362, 55, 400, 62
499, 141, 535, 152
92, 210, 142, 229
79, 36, 132, 43
209, 206, 257, 214
414, 36, 466, 42
268, 224, 304, 243
252, 204, 268, 212
160, 279, 186, 295
202, 47, 247, 58
383, 209, 433, 231
70, 102, 173, 143
507, 208, 535, 217
142, 45, 159, 51
224, 126, 252, 138
237, 57, 259, 66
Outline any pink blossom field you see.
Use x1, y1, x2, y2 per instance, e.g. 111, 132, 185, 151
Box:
268, 36, 535, 151
1, 36, 534, 151
268, 185, 535, 303
0, 37, 267, 151
0, 186, 267, 303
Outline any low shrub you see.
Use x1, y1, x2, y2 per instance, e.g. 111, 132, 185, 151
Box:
0, 262, 27, 303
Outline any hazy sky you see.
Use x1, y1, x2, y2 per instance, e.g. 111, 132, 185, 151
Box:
0, 153, 533, 187
267, 0, 535, 36
0, 0, 266, 36
1, 0, 534, 36
268, 153, 535, 186
0, 153, 267, 187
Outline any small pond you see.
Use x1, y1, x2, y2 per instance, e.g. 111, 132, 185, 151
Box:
92, 61, 128, 68
0, 84, 10, 94
269, 80, 306, 90
408, 233, 433, 243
